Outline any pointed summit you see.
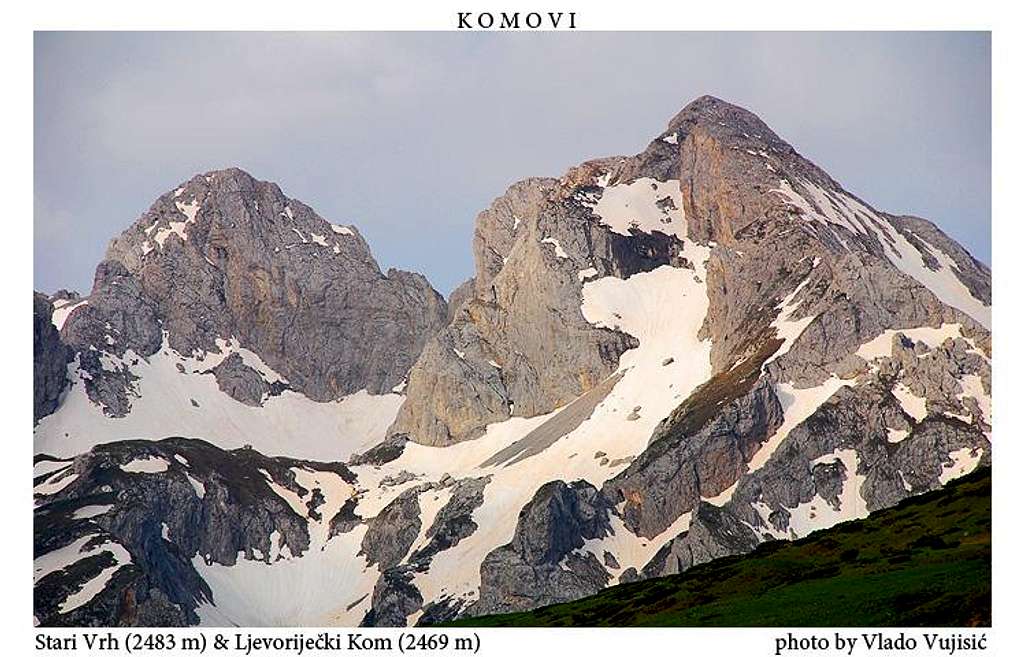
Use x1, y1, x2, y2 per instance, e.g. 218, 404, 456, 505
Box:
665, 95, 783, 144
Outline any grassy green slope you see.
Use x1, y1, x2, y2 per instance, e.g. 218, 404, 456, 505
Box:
447, 468, 990, 627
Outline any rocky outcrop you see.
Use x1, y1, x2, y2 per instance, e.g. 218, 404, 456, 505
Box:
360, 487, 425, 570
471, 480, 613, 616
446, 278, 475, 323
208, 352, 284, 407
349, 434, 408, 467
33, 293, 71, 423
60, 168, 447, 412
409, 476, 490, 565
641, 502, 760, 579
605, 363, 784, 539
361, 568, 423, 627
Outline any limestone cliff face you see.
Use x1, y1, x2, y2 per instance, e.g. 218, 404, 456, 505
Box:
388, 170, 697, 446
60, 168, 447, 413
669, 97, 989, 378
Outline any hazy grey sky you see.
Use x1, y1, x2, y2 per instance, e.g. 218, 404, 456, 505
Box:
35, 32, 990, 296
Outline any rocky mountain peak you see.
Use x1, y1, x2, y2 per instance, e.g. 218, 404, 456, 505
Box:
390, 95, 991, 449
665, 95, 783, 144
104, 167, 376, 281
54, 168, 448, 416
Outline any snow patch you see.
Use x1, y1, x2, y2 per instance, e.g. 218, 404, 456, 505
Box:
58, 542, 132, 614
958, 374, 991, 428
187, 474, 206, 500
260, 470, 309, 518
939, 447, 982, 484
405, 488, 455, 560
703, 481, 739, 506
786, 449, 868, 537
121, 456, 170, 474
577, 512, 691, 584
886, 428, 910, 443
34, 459, 72, 479
151, 199, 201, 250
72, 505, 114, 520
35, 335, 404, 461
193, 525, 376, 626
748, 376, 853, 474
585, 177, 687, 241
34, 536, 100, 584
51, 299, 88, 330
856, 323, 963, 362
540, 237, 568, 259
34, 472, 79, 497
763, 275, 816, 367
892, 383, 928, 422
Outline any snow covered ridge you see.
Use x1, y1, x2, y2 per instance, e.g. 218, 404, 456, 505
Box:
770, 176, 990, 329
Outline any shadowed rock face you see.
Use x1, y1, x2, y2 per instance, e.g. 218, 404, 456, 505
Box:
607, 371, 785, 539
361, 487, 425, 571
207, 352, 287, 407
32, 438, 355, 626
33, 293, 71, 423
60, 168, 447, 412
